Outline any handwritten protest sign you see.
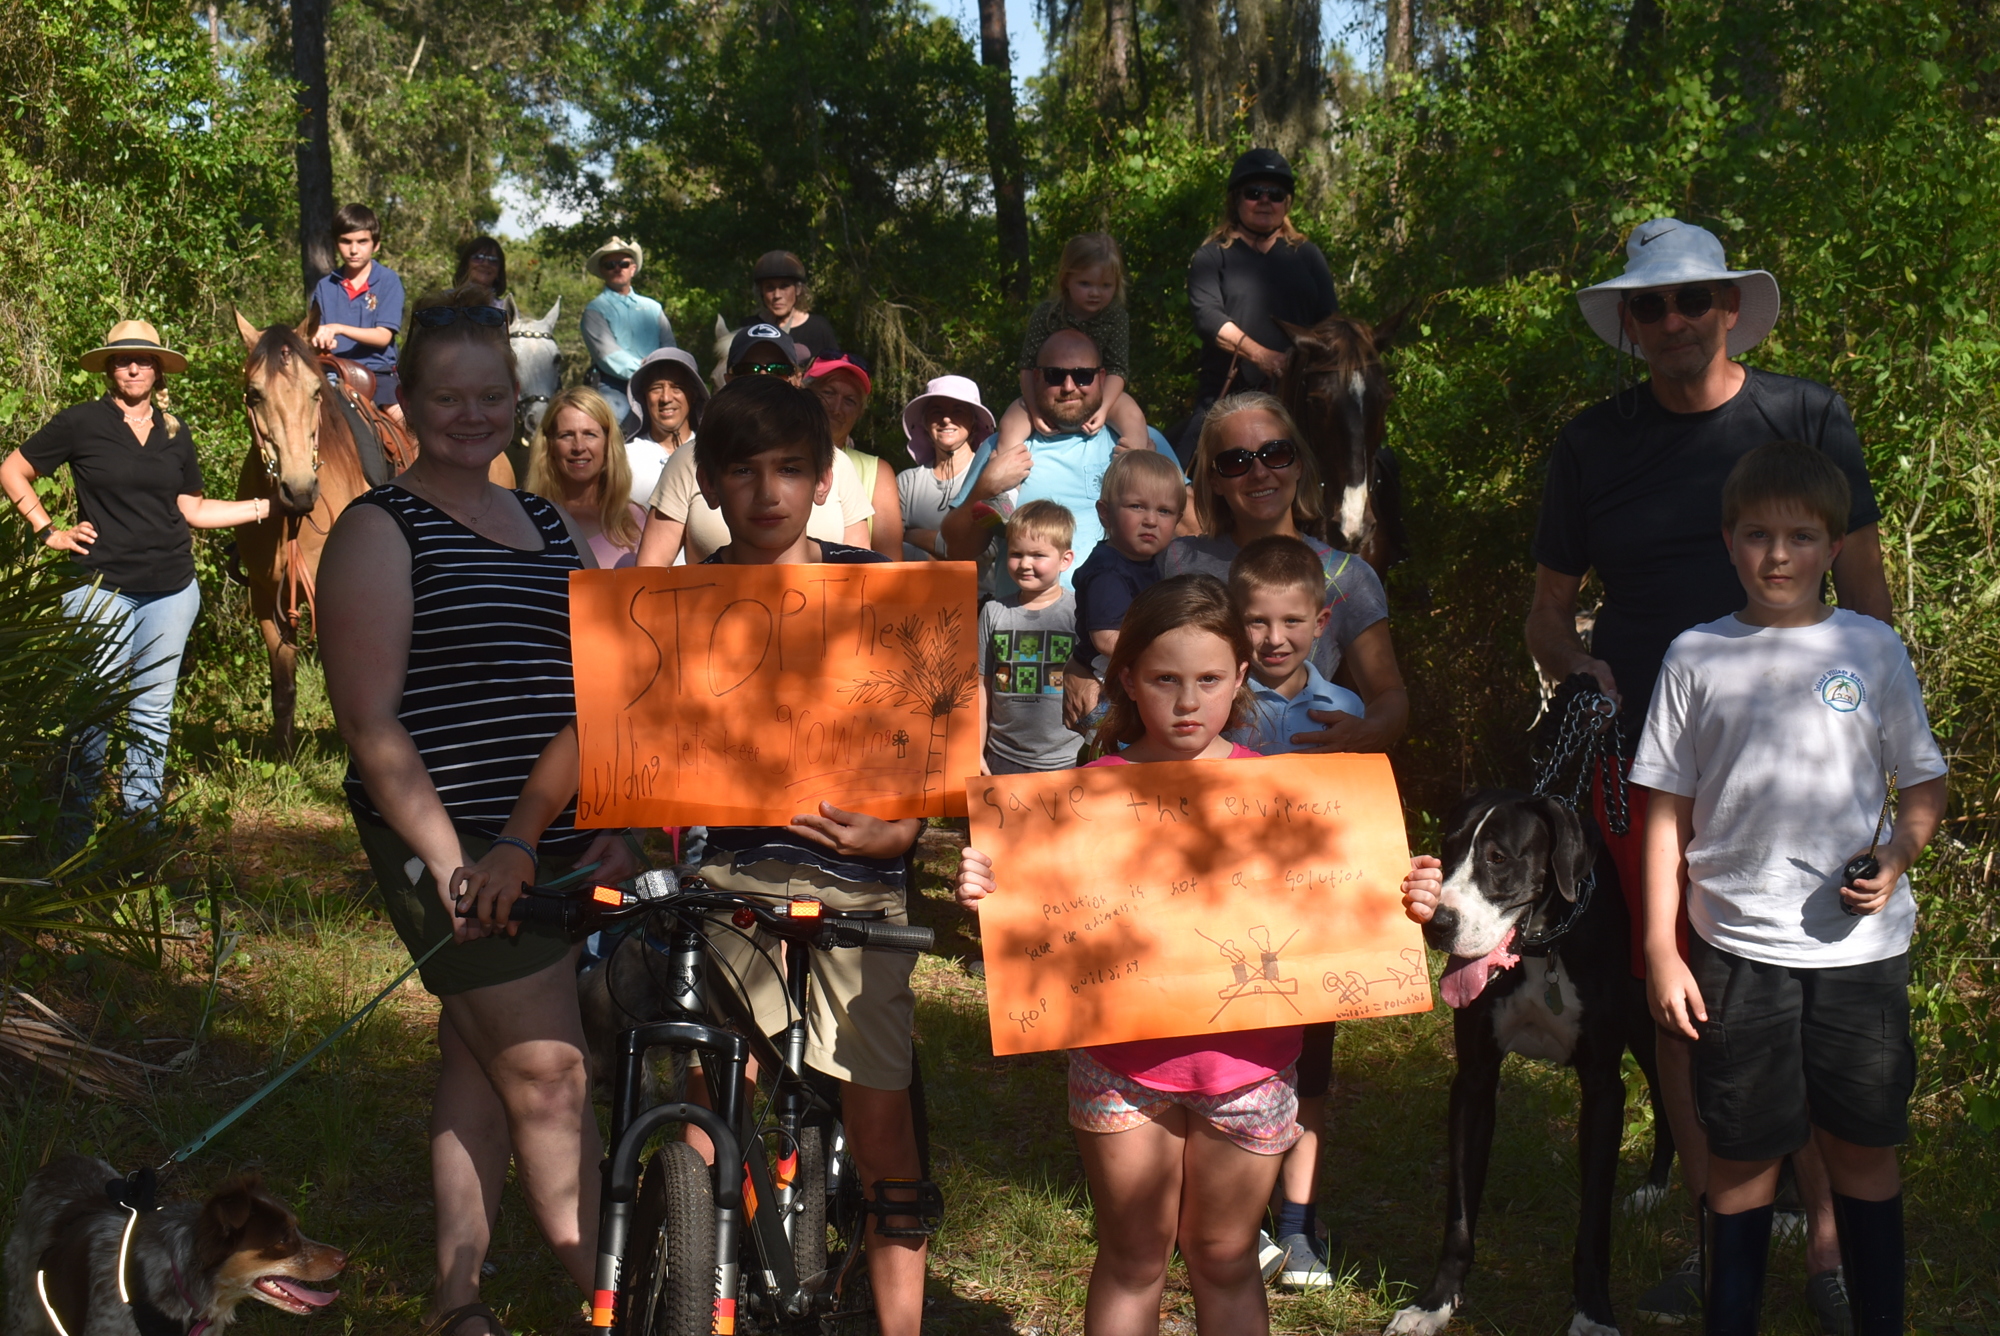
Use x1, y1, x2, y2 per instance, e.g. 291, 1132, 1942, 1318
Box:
970, 752, 1430, 1056
569, 563, 980, 827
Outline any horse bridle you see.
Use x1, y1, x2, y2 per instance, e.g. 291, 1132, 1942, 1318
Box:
511, 326, 558, 426
242, 389, 321, 486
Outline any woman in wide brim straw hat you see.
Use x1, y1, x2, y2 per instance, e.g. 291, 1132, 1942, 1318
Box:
897, 375, 995, 561
1574, 216, 1781, 358
0, 320, 272, 824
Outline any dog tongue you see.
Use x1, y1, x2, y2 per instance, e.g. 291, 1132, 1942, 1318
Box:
1439, 929, 1520, 1009
267, 1278, 339, 1307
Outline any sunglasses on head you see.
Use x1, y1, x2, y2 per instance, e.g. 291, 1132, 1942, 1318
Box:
1239, 184, 1291, 203
1039, 365, 1100, 387
1625, 285, 1721, 324
413, 304, 509, 328
1211, 438, 1298, 477
733, 361, 796, 378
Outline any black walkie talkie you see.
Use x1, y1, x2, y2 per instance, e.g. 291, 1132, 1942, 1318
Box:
1841, 771, 1897, 916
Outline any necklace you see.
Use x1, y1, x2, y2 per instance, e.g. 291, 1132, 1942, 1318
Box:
406, 473, 495, 527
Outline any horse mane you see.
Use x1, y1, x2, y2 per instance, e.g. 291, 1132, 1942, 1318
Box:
243, 324, 317, 381
1282, 316, 1385, 396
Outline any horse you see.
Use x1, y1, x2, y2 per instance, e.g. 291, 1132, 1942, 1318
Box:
710, 314, 735, 390
231, 307, 517, 751
231, 311, 377, 753
509, 296, 562, 483
1276, 312, 1411, 578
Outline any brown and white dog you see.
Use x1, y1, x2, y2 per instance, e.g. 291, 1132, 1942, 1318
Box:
5, 1156, 345, 1335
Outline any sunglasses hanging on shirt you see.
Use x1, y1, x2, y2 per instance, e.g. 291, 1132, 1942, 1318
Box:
1211, 439, 1299, 477
1624, 286, 1720, 324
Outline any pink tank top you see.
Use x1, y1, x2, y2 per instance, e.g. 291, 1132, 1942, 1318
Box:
1078, 745, 1304, 1095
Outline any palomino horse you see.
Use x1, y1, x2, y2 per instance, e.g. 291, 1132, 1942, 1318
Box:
509, 297, 562, 482
1277, 313, 1410, 578
231, 308, 516, 750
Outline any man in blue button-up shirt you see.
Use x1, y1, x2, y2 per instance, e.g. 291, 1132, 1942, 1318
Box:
580, 236, 676, 435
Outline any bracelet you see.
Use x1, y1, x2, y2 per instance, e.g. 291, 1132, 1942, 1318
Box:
489, 834, 538, 866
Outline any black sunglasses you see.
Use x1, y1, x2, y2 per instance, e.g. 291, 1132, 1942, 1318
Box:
1212, 438, 1298, 478
1625, 286, 1720, 324
1039, 365, 1101, 387
413, 305, 508, 328
1239, 184, 1291, 203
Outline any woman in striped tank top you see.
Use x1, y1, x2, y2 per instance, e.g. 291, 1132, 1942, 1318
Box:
318, 284, 642, 1336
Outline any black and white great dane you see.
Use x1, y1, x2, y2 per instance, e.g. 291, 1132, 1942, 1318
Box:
1386, 789, 1672, 1336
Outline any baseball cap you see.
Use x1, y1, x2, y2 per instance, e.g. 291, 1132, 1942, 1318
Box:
728, 322, 805, 368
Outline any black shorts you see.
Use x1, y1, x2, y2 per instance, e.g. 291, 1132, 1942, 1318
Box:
1688, 934, 1914, 1160
1296, 1021, 1337, 1100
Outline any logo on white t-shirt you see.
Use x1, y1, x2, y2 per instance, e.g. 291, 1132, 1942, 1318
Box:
1815, 668, 1866, 713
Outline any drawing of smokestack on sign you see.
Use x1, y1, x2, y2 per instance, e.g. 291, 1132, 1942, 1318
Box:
842, 607, 979, 814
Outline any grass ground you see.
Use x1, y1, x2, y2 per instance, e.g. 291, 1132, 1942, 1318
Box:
2, 658, 1996, 1334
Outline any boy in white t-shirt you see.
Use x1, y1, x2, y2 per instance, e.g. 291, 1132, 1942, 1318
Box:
1632, 442, 1946, 1336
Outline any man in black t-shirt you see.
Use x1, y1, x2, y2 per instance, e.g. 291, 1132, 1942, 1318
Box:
1527, 218, 1890, 1328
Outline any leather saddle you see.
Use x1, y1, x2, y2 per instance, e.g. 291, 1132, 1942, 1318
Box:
321, 355, 414, 486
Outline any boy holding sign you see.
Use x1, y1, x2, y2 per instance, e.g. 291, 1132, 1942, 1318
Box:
957, 574, 1298, 1335
684, 376, 933, 1335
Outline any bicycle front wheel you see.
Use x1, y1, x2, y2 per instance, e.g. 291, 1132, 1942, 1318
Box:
789, 1124, 829, 1288
625, 1141, 717, 1336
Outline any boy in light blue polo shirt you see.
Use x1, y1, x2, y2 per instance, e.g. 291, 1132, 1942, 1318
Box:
1224, 535, 1364, 755
1222, 533, 1363, 1289
309, 202, 405, 418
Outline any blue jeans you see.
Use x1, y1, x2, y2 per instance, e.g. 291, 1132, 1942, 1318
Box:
61, 579, 202, 813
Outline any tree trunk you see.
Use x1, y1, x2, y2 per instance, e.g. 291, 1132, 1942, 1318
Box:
1385, 0, 1414, 78
978, 0, 1031, 300
1179, 0, 1224, 141
291, 0, 336, 296
1103, 0, 1134, 111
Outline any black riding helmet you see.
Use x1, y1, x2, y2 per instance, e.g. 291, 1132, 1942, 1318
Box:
751, 250, 807, 283
1227, 148, 1295, 191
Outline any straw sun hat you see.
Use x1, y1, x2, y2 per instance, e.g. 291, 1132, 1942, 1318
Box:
79, 320, 187, 374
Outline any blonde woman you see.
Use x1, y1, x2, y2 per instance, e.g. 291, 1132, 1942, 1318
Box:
528, 387, 646, 569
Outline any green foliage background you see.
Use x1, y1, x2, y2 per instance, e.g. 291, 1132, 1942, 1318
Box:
0, 0, 1995, 1246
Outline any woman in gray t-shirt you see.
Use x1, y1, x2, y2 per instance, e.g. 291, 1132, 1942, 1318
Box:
1161, 392, 1408, 752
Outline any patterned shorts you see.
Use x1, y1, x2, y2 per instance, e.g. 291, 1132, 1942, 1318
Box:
1067, 1049, 1301, 1155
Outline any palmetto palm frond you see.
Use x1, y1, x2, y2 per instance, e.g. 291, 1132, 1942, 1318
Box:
843, 607, 978, 719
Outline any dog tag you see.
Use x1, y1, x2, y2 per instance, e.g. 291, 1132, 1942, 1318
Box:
1544, 974, 1565, 1015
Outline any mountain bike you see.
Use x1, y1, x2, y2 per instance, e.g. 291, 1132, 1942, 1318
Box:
506, 869, 941, 1333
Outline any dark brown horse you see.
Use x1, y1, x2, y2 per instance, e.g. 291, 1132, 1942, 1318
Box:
1277, 313, 1410, 578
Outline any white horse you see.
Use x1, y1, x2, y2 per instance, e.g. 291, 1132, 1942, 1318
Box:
509, 297, 562, 480
710, 314, 735, 390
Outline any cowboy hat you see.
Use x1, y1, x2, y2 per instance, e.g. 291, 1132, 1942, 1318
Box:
1576, 217, 1781, 357
901, 375, 995, 465
80, 320, 186, 374
586, 236, 644, 280
627, 347, 710, 428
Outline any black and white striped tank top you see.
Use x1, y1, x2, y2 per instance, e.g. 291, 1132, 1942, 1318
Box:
343, 484, 593, 855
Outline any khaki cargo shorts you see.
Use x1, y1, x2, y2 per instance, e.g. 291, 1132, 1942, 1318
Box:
697, 855, 916, 1090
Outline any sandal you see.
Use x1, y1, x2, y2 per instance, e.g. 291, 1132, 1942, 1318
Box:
424, 1301, 512, 1336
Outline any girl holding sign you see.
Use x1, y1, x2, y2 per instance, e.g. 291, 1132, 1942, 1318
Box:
957, 574, 1299, 1335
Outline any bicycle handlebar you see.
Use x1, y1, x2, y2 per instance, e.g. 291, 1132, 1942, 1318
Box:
484, 872, 935, 953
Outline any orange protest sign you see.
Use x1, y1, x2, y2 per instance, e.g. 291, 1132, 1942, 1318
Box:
969, 752, 1431, 1056
569, 563, 981, 827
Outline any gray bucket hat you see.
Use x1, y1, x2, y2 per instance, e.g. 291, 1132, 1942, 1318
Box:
627, 347, 710, 428
1576, 217, 1781, 357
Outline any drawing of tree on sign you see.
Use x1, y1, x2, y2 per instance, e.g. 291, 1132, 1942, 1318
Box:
842, 608, 978, 809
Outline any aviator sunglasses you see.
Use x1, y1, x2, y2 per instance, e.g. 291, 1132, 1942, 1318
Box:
1039, 365, 1101, 387
1211, 438, 1298, 477
1624, 285, 1721, 324
413, 304, 509, 328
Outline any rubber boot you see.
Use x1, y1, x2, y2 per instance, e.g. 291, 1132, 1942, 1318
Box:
1703, 1197, 1775, 1336
1832, 1193, 1904, 1336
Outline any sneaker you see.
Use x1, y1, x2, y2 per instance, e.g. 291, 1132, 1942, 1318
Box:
1256, 1230, 1284, 1283
1636, 1249, 1703, 1324
1273, 1232, 1334, 1288
1805, 1268, 1853, 1336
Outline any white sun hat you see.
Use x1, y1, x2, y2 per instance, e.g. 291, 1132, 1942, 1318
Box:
901, 375, 996, 465
1576, 217, 1781, 357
